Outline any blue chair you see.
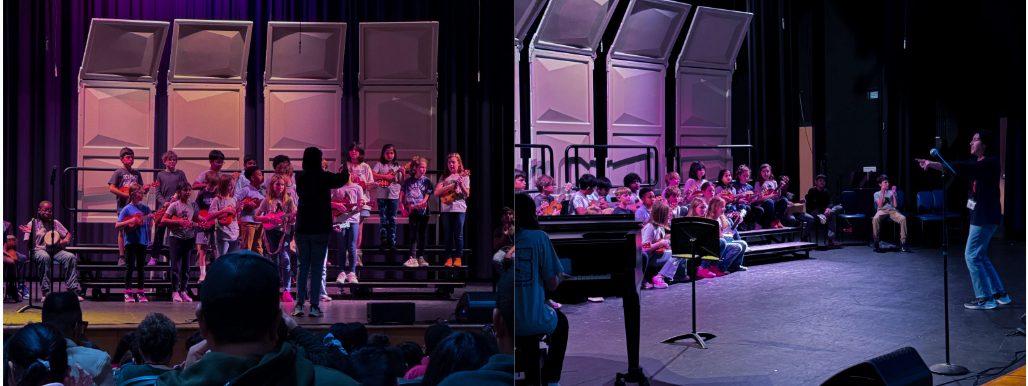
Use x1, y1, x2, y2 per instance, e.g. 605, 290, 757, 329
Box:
914, 191, 943, 247
932, 190, 963, 234
837, 191, 868, 245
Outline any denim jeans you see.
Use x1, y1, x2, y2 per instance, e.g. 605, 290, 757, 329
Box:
265, 229, 291, 292
965, 223, 1004, 299
295, 232, 330, 307
336, 223, 360, 275
377, 199, 398, 245
441, 212, 467, 260
648, 250, 682, 279
34, 249, 79, 294
719, 238, 747, 272
214, 233, 239, 258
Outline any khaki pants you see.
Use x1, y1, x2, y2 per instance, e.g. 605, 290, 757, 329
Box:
239, 222, 265, 254
872, 208, 907, 244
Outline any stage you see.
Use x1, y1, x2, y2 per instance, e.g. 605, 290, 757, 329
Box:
554, 240, 1026, 385
3, 283, 493, 365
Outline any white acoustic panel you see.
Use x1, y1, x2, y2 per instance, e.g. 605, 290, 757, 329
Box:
358, 22, 439, 85
676, 67, 732, 180
515, 48, 523, 176
607, 60, 664, 187
516, 0, 548, 45
532, 0, 619, 56
609, 0, 691, 64
265, 22, 346, 85
264, 85, 342, 170
530, 50, 594, 188
674, 134, 733, 182
676, 7, 752, 71
359, 85, 438, 167
76, 82, 156, 223
79, 19, 169, 82
167, 84, 247, 189
169, 20, 253, 83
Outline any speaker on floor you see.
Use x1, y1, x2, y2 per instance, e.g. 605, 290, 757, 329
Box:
455, 292, 496, 323
367, 302, 415, 325
821, 347, 931, 386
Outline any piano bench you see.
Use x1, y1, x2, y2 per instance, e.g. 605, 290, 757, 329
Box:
515, 334, 548, 386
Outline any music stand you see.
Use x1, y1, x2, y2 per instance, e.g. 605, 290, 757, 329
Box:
662, 217, 721, 348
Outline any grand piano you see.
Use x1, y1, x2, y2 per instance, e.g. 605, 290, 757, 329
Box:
539, 214, 648, 386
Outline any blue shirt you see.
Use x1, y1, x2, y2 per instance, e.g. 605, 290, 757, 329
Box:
514, 229, 563, 336
635, 205, 650, 223
118, 204, 152, 246
401, 176, 435, 216
235, 183, 266, 223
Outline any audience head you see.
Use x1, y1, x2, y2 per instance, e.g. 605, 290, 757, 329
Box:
515, 194, 540, 231
328, 322, 369, 354
6, 323, 69, 386
595, 177, 612, 196
41, 291, 84, 344
615, 187, 633, 206
736, 164, 751, 183
185, 331, 204, 353
577, 174, 597, 193
113, 331, 139, 367
687, 196, 708, 217
663, 186, 681, 207
379, 143, 397, 164
664, 172, 681, 188
972, 129, 997, 157
648, 200, 671, 229
367, 333, 392, 349
514, 169, 527, 191
688, 161, 707, 180
876, 174, 890, 189
707, 196, 727, 219
397, 341, 424, 371
623, 173, 642, 191
197, 251, 281, 350
639, 187, 655, 208
135, 312, 177, 366
424, 324, 454, 359
534, 175, 555, 193
349, 346, 407, 386
420, 332, 497, 386
500, 207, 514, 225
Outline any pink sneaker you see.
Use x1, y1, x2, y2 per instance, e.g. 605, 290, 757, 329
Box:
281, 291, 294, 302
709, 267, 726, 277
546, 299, 562, 309
696, 268, 717, 278
180, 292, 192, 302
652, 275, 669, 289
642, 281, 654, 290
172, 292, 183, 302
137, 290, 148, 303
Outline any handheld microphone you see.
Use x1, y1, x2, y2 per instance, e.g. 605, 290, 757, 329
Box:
929, 149, 956, 175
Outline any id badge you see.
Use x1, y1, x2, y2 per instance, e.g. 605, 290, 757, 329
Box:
966, 199, 977, 210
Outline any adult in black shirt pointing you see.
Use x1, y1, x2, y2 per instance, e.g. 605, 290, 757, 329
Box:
293, 147, 349, 317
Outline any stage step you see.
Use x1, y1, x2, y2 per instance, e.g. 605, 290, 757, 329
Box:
77, 264, 200, 272
738, 227, 800, 238
747, 241, 817, 257
325, 281, 464, 300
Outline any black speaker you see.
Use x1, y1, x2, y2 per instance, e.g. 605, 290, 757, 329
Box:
367, 302, 415, 325
455, 292, 496, 323
821, 347, 931, 386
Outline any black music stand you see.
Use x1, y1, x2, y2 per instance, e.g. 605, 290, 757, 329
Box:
662, 217, 720, 348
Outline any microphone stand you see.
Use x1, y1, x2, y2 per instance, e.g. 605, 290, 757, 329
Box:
928, 164, 968, 375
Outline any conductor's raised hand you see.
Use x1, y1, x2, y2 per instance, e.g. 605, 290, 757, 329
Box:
915, 158, 930, 170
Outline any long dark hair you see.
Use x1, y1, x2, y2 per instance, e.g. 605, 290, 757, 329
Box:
7, 323, 69, 386
688, 161, 706, 180
420, 332, 497, 386
378, 144, 398, 166
974, 129, 998, 157
715, 169, 732, 189
515, 194, 539, 232
348, 142, 365, 164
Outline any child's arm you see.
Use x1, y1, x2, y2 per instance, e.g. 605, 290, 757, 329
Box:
110, 184, 130, 199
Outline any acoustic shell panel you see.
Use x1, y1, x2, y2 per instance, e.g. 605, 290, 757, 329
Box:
609, 0, 691, 64
169, 20, 253, 83
607, 60, 664, 188
167, 83, 246, 191
514, 48, 522, 177
675, 7, 752, 71
79, 19, 169, 82
358, 22, 439, 85
265, 22, 346, 85
515, 0, 548, 46
675, 67, 733, 179
532, 0, 619, 56
264, 85, 342, 172
76, 81, 156, 223
359, 85, 438, 169
530, 50, 594, 189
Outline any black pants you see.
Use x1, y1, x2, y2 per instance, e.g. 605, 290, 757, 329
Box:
408, 211, 430, 258
124, 244, 147, 290
544, 310, 569, 383
151, 225, 168, 263
4, 262, 17, 299
168, 237, 195, 293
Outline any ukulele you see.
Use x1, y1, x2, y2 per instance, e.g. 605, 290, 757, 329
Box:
118, 181, 159, 195
540, 183, 573, 216
260, 212, 295, 230
125, 213, 154, 230
331, 196, 362, 217
375, 168, 405, 188
196, 210, 215, 230
439, 169, 472, 205
163, 214, 202, 229
761, 176, 790, 197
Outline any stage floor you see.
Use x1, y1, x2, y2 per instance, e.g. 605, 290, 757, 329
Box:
555, 239, 1026, 386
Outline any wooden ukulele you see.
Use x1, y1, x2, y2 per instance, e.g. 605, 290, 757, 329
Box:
375, 168, 405, 188
540, 183, 573, 216
260, 212, 294, 230
125, 213, 154, 230
762, 176, 790, 197
331, 196, 362, 217
118, 181, 159, 195
440, 169, 472, 205
163, 214, 202, 230
196, 210, 215, 230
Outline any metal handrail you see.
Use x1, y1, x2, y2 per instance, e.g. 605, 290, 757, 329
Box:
666, 145, 753, 178
564, 145, 660, 189
514, 144, 555, 193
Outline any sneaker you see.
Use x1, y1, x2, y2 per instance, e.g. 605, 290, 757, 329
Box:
994, 291, 1012, 305
731, 265, 749, 272
709, 267, 726, 277
336, 273, 348, 284
901, 243, 912, 252
696, 268, 717, 278
418, 256, 429, 267
347, 272, 359, 284
292, 304, 305, 316
147, 257, 156, 266
117, 257, 126, 266
403, 257, 420, 268
19, 284, 28, 299
309, 306, 324, 317
546, 299, 562, 309
172, 292, 183, 302
817, 214, 827, 224
320, 294, 333, 302
281, 291, 294, 303
642, 281, 654, 290
652, 275, 668, 289
444, 258, 454, 267
137, 291, 148, 303
964, 297, 997, 310
454, 257, 463, 267
586, 297, 604, 303
124, 292, 136, 303
180, 292, 192, 302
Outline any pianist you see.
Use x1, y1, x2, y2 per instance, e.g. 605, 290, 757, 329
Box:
514, 193, 569, 386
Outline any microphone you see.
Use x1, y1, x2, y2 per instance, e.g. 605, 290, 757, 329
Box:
929, 149, 956, 175
50, 165, 57, 186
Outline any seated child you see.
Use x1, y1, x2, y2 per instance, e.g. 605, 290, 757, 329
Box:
682, 161, 707, 195
705, 197, 748, 276
623, 173, 643, 211
533, 175, 572, 216
588, 177, 612, 210
634, 187, 656, 223
664, 186, 686, 219
641, 200, 686, 289
611, 187, 635, 215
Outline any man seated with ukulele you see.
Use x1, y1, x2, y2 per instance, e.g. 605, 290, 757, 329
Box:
19, 201, 82, 301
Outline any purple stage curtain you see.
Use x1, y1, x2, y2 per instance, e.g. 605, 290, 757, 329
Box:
3, 0, 511, 280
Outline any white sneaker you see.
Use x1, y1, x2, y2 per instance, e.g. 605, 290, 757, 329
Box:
347, 272, 359, 284
587, 297, 604, 303
817, 214, 827, 224
403, 257, 420, 268
320, 294, 333, 302
336, 273, 348, 284
418, 256, 429, 267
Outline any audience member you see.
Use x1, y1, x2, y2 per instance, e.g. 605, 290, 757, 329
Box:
587, 177, 612, 209
569, 174, 597, 215
634, 187, 656, 223
329, 322, 369, 355
611, 187, 634, 215
115, 313, 177, 385
622, 173, 642, 211
349, 346, 407, 386
404, 324, 453, 380
112, 331, 139, 369
420, 332, 497, 386
42, 291, 115, 386
805, 174, 844, 247
5, 322, 93, 386
396, 341, 424, 373
367, 333, 392, 348
438, 269, 515, 385
871, 174, 911, 252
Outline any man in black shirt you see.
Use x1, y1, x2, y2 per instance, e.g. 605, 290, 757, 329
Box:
804, 175, 844, 247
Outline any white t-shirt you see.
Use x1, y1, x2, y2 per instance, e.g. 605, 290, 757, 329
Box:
346, 162, 374, 209
440, 173, 470, 213
332, 185, 364, 224
569, 191, 589, 215
372, 162, 405, 200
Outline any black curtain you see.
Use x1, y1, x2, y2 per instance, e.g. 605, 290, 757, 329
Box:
3, 0, 513, 279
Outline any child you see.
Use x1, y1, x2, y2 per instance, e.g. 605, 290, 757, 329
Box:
611, 187, 635, 215
664, 186, 686, 219
234, 154, 259, 193
109, 147, 146, 267
115, 184, 153, 302
584, 206, 603, 215
588, 177, 612, 210
192, 150, 225, 190
160, 182, 200, 302
435, 153, 471, 267
256, 173, 298, 301
492, 207, 515, 273
634, 187, 656, 223
622, 173, 642, 211
664, 172, 682, 193
346, 143, 374, 266
151, 151, 188, 269
514, 169, 527, 192
533, 175, 572, 215
714, 169, 749, 218
235, 166, 266, 254
642, 200, 685, 289
400, 156, 434, 267
264, 155, 297, 201
333, 174, 365, 284
754, 164, 789, 229
682, 161, 707, 195
569, 174, 597, 215
872, 174, 909, 252
373, 144, 405, 251
684, 196, 717, 279
205, 174, 240, 258
194, 171, 219, 282
705, 197, 747, 276
731, 165, 765, 230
